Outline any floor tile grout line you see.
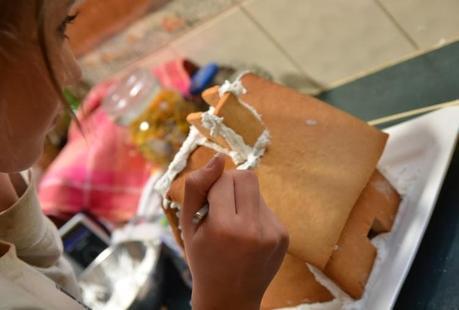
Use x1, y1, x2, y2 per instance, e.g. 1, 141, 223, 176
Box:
374, 0, 420, 50
238, 4, 326, 91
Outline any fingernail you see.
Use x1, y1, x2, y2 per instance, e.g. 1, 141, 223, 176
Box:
206, 153, 223, 170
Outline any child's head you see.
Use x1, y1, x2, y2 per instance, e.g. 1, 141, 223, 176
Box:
0, 0, 81, 172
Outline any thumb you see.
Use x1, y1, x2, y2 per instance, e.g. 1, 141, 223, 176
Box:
181, 153, 226, 237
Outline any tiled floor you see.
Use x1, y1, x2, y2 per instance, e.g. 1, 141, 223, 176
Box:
243, 0, 415, 87
170, 7, 320, 93
78, 0, 459, 93
378, 0, 459, 48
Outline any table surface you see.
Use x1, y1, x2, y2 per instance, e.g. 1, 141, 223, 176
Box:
317, 41, 459, 310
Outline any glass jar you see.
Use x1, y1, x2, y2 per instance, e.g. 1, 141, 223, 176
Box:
102, 68, 198, 166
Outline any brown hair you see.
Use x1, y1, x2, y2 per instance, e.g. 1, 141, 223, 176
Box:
0, 0, 80, 127
35, 0, 75, 116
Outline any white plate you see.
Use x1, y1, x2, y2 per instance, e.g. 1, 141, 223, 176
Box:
361, 106, 459, 309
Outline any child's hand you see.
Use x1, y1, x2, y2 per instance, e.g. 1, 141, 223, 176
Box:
180, 154, 289, 310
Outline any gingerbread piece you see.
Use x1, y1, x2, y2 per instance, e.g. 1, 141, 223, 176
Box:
201, 85, 220, 106
261, 254, 333, 309
162, 205, 183, 248
237, 74, 388, 268
186, 112, 231, 149
324, 170, 400, 298
214, 93, 265, 146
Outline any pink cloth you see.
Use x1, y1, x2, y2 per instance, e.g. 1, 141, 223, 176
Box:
152, 58, 197, 96
39, 82, 154, 225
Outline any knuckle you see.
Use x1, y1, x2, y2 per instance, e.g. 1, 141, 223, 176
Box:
192, 231, 207, 248
261, 225, 289, 253
212, 223, 233, 241
263, 236, 279, 250
184, 173, 197, 188
236, 170, 258, 183
215, 223, 261, 246
184, 173, 200, 192
235, 223, 263, 248
245, 227, 262, 245
278, 226, 290, 249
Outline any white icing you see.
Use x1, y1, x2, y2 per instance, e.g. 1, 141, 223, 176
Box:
155, 107, 271, 208
237, 130, 271, 170
305, 119, 319, 126
219, 79, 247, 97
156, 111, 270, 212
278, 299, 342, 310
162, 198, 171, 209
372, 178, 393, 201
199, 106, 271, 171
201, 107, 253, 164
218, 72, 264, 123
379, 166, 421, 195
155, 127, 206, 197
201, 107, 223, 137
277, 265, 344, 309
307, 265, 355, 309
240, 97, 263, 122
199, 139, 240, 163
235, 70, 252, 81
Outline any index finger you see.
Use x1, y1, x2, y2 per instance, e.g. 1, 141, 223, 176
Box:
181, 154, 225, 239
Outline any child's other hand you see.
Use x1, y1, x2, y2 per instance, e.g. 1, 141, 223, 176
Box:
180, 154, 289, 310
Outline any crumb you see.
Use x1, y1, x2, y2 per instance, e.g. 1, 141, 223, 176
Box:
305, 119, 318, 126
